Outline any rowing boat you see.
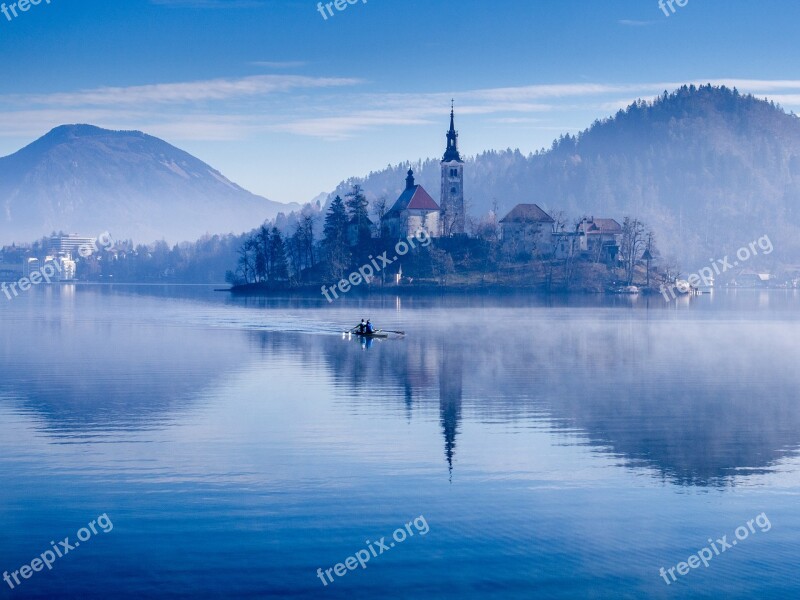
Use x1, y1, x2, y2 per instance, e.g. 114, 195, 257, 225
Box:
348, 330, 389, 339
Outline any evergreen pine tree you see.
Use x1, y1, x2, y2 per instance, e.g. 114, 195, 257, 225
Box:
323, 195, 351, 278
269, 227, 289, 281
345, 184, 372, 247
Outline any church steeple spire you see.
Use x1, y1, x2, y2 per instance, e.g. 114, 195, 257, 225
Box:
440, 100, 465, 236
443, 100, 462, 163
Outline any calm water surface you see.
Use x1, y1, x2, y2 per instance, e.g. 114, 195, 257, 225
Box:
1, 286, 799, 599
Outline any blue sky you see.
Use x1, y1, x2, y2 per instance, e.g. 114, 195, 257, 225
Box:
2, 0, 800, 204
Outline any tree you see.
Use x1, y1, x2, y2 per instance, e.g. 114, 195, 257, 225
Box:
255, 225, 270, 282
299, 213, 316, 267
345, 184, 372, 247
268, 227, 289, 282
323, 195, 351, 279
562, 218, 584, 289
371, 195, 389, 239
620, 217, 647, 285
225, 269, 242, 285
237, 237, 257, 284
288, 227, 304, 281
288, 212, 316, 280
430, 248, 455, 285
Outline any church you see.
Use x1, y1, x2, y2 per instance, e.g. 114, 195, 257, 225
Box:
385, 103, 466, 239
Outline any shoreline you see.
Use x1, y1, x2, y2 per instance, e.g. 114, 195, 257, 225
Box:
224, 282, 667, 297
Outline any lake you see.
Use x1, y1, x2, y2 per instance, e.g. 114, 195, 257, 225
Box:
1, 285, 799, 599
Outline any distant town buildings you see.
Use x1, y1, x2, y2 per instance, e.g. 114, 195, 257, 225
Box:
0, 234, 105, 284
24, 257, 40, 277
49, 234, 98, 257
44, 255, 76, 281
730, 271, 771, 287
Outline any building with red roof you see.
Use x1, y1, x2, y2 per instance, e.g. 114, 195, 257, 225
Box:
385, 169, 441, 239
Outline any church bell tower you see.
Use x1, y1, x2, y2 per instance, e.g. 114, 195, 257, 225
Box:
440, 101, 465, 236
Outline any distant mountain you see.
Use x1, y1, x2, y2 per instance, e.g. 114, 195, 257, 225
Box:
0, 125, 298, 244
330, 85, 800, 267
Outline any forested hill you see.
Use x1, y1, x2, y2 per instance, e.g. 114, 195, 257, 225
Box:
330, 85, 800, 267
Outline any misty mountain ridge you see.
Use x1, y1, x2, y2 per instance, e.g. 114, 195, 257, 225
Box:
329, 85, 800, 268
5, 85, 799, 271
0, 124, 298, 245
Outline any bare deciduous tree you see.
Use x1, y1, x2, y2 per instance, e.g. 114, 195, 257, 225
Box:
621, 217, 648, 285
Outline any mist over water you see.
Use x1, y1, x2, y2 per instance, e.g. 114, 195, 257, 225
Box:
1, 286, 799, 599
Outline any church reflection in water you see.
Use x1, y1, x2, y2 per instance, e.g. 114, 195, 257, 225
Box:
438, 338, 463, 478
9, 310, 800, 489
307, 321, 800, 488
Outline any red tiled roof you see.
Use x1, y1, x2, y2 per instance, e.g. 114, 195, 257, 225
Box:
387, 185, 440, 216
407, 186, 440, 210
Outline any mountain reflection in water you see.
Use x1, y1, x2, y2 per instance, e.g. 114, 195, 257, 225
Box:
245, 313, 800, 488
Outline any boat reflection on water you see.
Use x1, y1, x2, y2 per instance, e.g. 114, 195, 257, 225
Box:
5, 289, 800, 598
6, 290, 800, 490
256, 317, 800, 488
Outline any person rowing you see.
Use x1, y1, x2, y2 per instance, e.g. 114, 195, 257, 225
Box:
357, 319, 366, 334
366, 320, 374, 334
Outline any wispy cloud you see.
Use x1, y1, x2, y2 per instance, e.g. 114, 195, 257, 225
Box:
618, 19, 655, 27
3, 77, 800, 143
273, 79, 800, 140
273, 114, 433, 139
249, 61, 308, 69
758, 94, 800, 107
489, 117, 545, 124
150, 0, 266, 7
13, 75, 361, 107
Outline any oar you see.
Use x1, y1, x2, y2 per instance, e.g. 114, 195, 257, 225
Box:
382, 329, 406, 335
